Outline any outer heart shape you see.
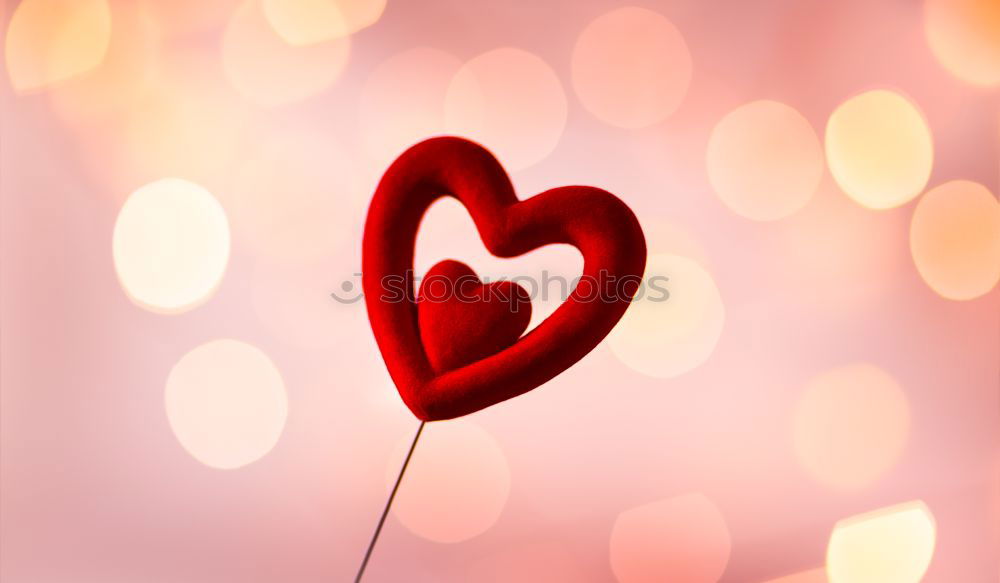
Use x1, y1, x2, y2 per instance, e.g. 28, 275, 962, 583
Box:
362, 137, 646, 421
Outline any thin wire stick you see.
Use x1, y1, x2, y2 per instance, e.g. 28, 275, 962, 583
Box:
354, 421, 426, 583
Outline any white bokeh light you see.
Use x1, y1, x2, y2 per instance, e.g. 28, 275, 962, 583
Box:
825, 90, 933, 210
827, 501, 936, 583
113, 178, 230, 314
166, 339, 288, 470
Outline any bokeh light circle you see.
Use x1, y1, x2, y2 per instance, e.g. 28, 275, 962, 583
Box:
113, 178, 230, 313
825, 90, 933, 210
707, 100, 824, 221
445, 48, 567, 171
222, 0, 350, 106
609, 254, 725, 379
262, 0, 385, 45
166, 339, 288, 470
826, 501, 936, 583
793, 363, 910, 490
5, 0, 111, 93
389, 420, 510, 543
359, 47, 462, 166
105, 62, 250, 199
571, 6, 692, 129
910, 180, 1000, 300
48, 1, 161, 126
609, 493, 731, 583
925, 0, 1000, 86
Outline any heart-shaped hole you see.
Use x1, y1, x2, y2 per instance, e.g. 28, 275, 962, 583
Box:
415, 197, 583, 334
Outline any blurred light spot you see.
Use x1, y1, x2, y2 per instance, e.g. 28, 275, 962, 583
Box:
925, 0, 1000, 86
360, 47, 462, 166
764, 568, 827, 583
113, 178, 230, 313
609, 254, 724, 379
609, 493, 731, 583
571, 6, 692, 129
445, 48, 567, 171
707, 100, 824, 221
141, 0, 239, 36
910, 180, 1000, 300
825, 90, 933, 210
166, 339, 288, 469
262, 0, 384, 45
104, 59, 249, 198
390, 421, 509, 543
48, 1, 161, 125
230, 127, 359, 262
5, 0, 111, 93
793, 363, 910, 490
222, 0, 350, 106
827, 501, 936, 583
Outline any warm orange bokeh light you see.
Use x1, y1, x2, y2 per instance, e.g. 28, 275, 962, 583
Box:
609, 493, 731, 583
359, 47, 462, 166
100, 62, 250, 198
113, 178, 230, 314
571, 6, 692, 129
910, 180, 1000, 300
389, 421, 510, 543
707, 100, 824, 221
826, 501, 936, 583
825, 90, 933, 210
5, 0, 111, 93
793, 363, 910, 491
47, 1, 161, 125
609, 254, 725, 379
262, 0, 385, 45
445, 47, 567, 171
925, 0, 1000, 87
222, 0, 350, 106
165, 339, 288, 470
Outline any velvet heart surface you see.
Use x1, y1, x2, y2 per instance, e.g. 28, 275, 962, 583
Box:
362, 137, 647, 421
417, 259, 532, 375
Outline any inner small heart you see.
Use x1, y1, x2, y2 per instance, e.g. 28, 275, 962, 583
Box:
417, 260, 532, 373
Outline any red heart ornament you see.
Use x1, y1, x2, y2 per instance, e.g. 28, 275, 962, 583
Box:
417, 259, 533, 374
362, 137, 646, 421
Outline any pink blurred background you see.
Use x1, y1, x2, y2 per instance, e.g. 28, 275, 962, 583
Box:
1, 0, 998, 581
